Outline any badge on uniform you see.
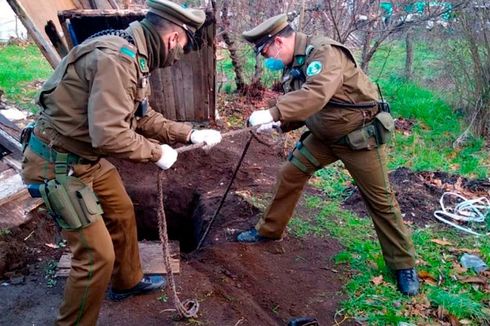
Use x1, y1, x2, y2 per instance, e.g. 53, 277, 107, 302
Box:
306, 61, 323, 76
139, 58, 148, 72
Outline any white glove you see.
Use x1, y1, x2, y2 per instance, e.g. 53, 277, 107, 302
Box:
155, 144, 178, 170
256, 121, 282, 133
190, 129, 222, 150
248, 109, 274, 127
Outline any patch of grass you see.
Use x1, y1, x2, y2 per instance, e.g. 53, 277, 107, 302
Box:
0, 228, 11, 238
157, 293, 168, 303
289, 164, 490, 324
0, 44, 52, 112
44, 260, 58, 288
381, 76, 488, 179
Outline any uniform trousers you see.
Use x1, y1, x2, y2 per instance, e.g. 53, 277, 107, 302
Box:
22, 146, 143, 326
256, 132, 416, 270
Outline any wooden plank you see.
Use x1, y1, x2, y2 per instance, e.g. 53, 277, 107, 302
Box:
6, 0, 62, 68
56, 241, 180, 277
2, 156, 22, 173
0, 190, 42, 229
192, 50, 205, 121
107, 0, 119, 9
207, 22, 216, 121
44, 20, 69, 57
0, 174, 25, 205
172, 64, 185, 121
0, 127, 22, 159
183, 54, 195, 121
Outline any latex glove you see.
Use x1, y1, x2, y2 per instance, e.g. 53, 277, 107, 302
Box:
256, 121, 282, 133
248, 109, 274, 127
190, 129, 222, 150
155, 144, 178, 170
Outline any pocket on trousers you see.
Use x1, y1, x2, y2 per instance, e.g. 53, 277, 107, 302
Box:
76, 186, 104, 224
346, 125, 377, 150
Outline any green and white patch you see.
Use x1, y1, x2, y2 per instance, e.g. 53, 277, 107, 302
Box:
306, 61, 323, 76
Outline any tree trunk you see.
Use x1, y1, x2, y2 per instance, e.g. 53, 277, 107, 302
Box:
360, 29, 372, 73
405, 29, 414, 80
220, 0, 246, 92
252, 54, 263, 84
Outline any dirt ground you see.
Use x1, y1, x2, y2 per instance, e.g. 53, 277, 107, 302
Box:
1, 111, 488, 325
343, 167, 490, 227
0, 131, 350, 326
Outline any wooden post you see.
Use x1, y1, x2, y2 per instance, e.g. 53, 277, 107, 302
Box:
107, 0, 119, 10
6, 0, 60, 68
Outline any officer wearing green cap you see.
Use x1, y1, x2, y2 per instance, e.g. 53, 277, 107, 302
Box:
20, 1, 221, 325
237, 14, 420, 296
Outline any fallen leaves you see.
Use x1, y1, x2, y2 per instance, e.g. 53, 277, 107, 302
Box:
418, 270, 438, 286
371, 275, 384, 286
431, 238, 453, 246
457, 276, 486, 284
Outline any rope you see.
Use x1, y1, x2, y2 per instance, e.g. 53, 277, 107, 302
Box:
157, 170, 199, 319
433, 192, 490, 236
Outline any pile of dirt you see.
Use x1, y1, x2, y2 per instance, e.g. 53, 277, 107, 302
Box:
0, 210, 60, 279
343, 167, 490, 226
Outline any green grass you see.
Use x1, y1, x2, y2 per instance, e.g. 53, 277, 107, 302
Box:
0, 44, 52, 112
286, 165, 490, 325
380, 76, 488, 179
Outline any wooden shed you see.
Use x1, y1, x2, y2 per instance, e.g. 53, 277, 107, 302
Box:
7, 0, 216, 122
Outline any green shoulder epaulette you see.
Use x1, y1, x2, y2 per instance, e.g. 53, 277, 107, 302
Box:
120, 46, 136, 60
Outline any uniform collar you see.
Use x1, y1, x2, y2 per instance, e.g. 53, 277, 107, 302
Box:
128, 21, 148, 58
128, 22, 150, 66
291, 32, 309, 67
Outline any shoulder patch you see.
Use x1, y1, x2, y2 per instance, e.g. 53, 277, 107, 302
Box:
306, 61, 323, 76
120, 46, 136, 59
138, 57, 148, 72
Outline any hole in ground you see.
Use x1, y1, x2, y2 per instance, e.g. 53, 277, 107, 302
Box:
135, 189, 207, 253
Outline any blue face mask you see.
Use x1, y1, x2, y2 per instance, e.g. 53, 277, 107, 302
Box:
264, 57, 285, 71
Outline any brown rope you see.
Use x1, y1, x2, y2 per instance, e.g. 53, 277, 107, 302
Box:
157, 170, 199, 319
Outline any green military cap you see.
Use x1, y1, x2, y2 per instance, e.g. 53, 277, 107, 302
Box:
242, 14, 289, 54
147, 0, 206, 49
147, 0, 205, 33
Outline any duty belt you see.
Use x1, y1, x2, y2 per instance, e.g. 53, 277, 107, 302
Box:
28, 132, 92, 165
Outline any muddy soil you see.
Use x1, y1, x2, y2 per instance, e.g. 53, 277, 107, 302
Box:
0, 132, 350, 325
343, 167, 490, 226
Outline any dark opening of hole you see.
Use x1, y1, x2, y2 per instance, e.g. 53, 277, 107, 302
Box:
135, 191, 205, 253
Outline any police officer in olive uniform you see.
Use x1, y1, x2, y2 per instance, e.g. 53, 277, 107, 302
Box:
236, 14, 419, 296
21, 1, 221, 324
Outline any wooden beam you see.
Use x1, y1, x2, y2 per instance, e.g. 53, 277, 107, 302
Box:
0, 128, 22, 158
45, 20, 69, 57
6, 0, 60, 68
107, 0, 119, 10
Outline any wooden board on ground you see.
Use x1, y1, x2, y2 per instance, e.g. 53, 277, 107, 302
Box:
0, 188, 43, 228
56, 241, 180, 277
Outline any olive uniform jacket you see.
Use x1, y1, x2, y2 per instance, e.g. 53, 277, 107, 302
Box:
35, 21, 192, 163
270, 32, 380, 143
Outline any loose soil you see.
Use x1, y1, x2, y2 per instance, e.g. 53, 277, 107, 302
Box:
343, 167, 490, 226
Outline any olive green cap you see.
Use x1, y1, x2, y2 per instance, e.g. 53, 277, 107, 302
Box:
242, 14, 289, 53
146, 0, 206, 34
